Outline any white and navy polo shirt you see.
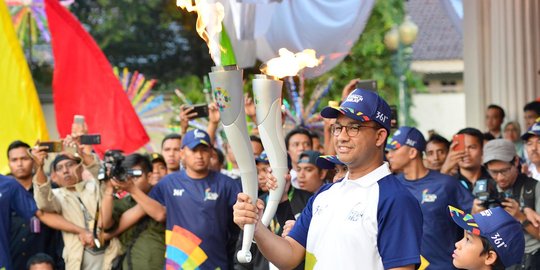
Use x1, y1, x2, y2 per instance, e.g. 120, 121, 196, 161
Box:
288, 163, 423, 269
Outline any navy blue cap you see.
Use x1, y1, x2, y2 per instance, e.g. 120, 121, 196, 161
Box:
298, 150, 322, 166
387, 126, 426, 152
181, 129, 211, 150
521, 120, 540, 141
255, 151, 269, 163
449, 206, 525, 267
320, 89, 392, 132
316, 155, 344, 169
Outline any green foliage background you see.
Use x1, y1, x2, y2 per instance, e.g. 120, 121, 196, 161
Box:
27, 0, 424, 125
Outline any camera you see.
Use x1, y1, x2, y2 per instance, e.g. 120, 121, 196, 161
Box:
473, 179, 515, 209
97, 151, 142, 181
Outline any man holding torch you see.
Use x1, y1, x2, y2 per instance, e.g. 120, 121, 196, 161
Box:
233, 88, 423, 269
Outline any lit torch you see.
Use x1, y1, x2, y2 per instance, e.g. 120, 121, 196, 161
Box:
177, 0, 258, 263
255, 48, 321, 227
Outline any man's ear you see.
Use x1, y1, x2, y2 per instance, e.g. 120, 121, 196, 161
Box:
319, 169, 327, 180
484, 250, 498, 266
375, 129, 388, 147
408, 148, 419, 160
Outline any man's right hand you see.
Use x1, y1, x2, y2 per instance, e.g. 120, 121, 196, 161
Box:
111, 178, 136, 193
79, 230, 95, 248
30, 143, 49, 169
233, 193, 265, 231
440, 141, 465, 175
179, 105, 197, 134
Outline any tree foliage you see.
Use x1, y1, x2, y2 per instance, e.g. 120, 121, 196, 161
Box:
305, 0, 424, 123
70, 0, 213, 83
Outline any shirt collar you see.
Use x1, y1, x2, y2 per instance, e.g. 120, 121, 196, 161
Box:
343, 162, 391, 187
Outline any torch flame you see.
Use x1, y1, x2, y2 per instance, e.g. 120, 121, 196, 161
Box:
261, 48, 322, 79
177, 0, 225, 66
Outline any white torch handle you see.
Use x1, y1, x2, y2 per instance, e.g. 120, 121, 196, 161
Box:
208, 67, 257, 263
258, 100, 288, 226
221, 123, 258, 263
252, 75, 287, 227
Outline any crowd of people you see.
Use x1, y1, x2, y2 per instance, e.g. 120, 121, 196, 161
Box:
2, 79, 540, 270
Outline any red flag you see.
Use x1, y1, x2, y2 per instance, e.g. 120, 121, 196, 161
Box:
45, 0, 149, 155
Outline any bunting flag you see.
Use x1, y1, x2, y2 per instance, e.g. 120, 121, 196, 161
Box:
45, 0, 149, 156
0, 0, 49, 174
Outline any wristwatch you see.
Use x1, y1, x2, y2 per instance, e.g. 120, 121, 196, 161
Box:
521, 219, 531, 228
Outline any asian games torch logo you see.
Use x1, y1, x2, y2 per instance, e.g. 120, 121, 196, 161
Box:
213, 87, 231, 111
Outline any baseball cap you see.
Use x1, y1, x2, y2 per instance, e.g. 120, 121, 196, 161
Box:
149, 153, 165, 164
181, 129, 211, 150
316, 155, 344, 169
386, 126, 426, 151
298, 150, 322, 166
448, 206, 524, 267
521, 120, 540, 140
255, 151, 269, 164
482, 139, 516, 164
320, 89, 392, 132
51, 153, 81, 171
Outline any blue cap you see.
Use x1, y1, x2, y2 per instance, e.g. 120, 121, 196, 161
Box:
521, 120, 540, 140
255, 151, 269, 163
298, 150, 322, 166
181, 129, 211, 150
386, 126, 426, 152
448, 206, 525, 267
316, 155, 344, 169
320, 89, 392, 132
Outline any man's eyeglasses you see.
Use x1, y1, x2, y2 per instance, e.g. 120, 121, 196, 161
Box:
487, 166, 513, 178
330, 124, 377, 137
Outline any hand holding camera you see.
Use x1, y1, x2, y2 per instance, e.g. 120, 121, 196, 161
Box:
30, 141, 50, 169
501, 197, 522, 218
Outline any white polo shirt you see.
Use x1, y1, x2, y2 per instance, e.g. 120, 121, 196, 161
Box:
288, 163, 423, 269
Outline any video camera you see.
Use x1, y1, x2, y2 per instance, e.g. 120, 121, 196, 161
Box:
473, 179, 515, 209
97, 150, 142, 181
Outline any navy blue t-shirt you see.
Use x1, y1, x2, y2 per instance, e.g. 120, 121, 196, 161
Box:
398, 170, 474, 269
0, 175, 37, 270
149, 170, 241, 270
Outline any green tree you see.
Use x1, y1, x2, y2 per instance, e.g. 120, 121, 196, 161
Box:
70, 0, 213, 84
305, 0, 424, 125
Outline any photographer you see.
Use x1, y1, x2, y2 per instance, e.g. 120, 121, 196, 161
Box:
31, 136, 121, 270
473, 139, 540, 269
101, 153, 165, 270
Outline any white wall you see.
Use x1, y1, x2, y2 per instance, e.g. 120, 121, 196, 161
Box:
410, 92, 468, 140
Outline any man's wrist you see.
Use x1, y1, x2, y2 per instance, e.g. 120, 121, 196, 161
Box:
521, 219, 531, 228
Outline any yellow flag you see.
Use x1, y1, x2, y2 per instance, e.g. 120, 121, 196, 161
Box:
0, 1, 49, 174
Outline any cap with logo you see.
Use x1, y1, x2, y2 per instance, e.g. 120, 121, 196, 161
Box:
316, 155, 344, 169
182, 129, 211, 150
521, 120, 540, 141
482, 139, 516, 165
386, 126, 426, 151
320, 89, 392, 132
448, 206, 524, 267
150, 153, 165, 164
255, 151, 269, 164
298, 150, 322, 166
